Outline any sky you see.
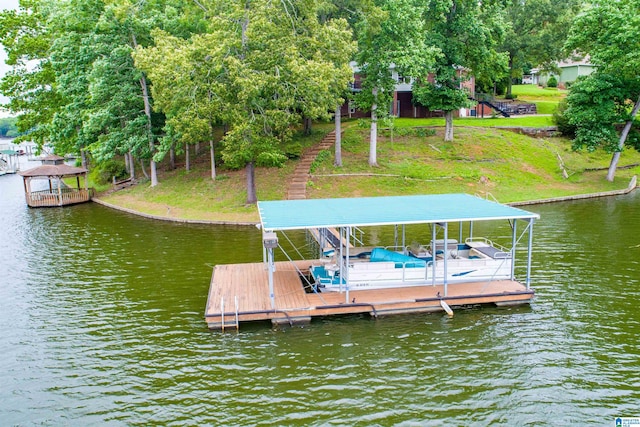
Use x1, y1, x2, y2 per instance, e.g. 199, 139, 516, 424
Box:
0, 0, 21, 116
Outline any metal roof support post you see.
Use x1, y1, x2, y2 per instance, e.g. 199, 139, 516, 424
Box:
526, 218, 535, 290
267, 246, 275, 309
443, 222, 449, 297
262, 244, 267, 265
402, 225, 406, 252
431, 224, 436, 286
394, 225, 398, 248
263, 231, 278, 309
459, 221, 463, 244
345, 226, 351, 304
511, 219, 518, 280
338, 227, 344, 292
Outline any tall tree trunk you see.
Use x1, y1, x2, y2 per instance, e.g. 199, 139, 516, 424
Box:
303, 117, 312, 135
140, 158, 149, 179
128, 151, 135, 180
246, 161, 257, 204
185, 143, 190, 171
124, 151, 130, 174
506, 55, 514, 96
169, 144, 176, 170
607, 93, 640, 181
210, 139, 216, 180
80, 149, 88, 170
334, 104, 342, 167
369, 88, 378, 167
444, 110, 454, 141
132, 33, 157, 187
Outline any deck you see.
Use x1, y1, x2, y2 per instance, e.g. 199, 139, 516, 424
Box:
204, 260, 534, 330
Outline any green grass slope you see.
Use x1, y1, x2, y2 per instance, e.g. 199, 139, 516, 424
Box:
99, 122, 640, 223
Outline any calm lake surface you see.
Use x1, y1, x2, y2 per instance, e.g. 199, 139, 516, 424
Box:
1, 159, 639, 426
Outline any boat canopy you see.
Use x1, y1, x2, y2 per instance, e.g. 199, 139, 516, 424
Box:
258, 194, 539, 231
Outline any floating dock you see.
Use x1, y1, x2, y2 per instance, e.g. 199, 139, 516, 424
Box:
205, 194, 539, 330
204, 260, 534, 330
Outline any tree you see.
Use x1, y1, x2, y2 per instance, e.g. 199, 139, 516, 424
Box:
0, 0, 63, 146
500, 0, 582, 97
565, 0, 640, 181
355, 0, 438, 165
145, 0, 354, 204
413, 0, 508, 142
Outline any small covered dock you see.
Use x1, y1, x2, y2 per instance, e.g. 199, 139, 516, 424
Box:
205, 194, 540, 330
18, 155, 92, 207
0, 149, 20, 175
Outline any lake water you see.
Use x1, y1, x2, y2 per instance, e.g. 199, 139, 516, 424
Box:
1, 159, 639, 425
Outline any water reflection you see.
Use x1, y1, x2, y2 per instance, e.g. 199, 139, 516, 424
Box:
1, 167, 639, 425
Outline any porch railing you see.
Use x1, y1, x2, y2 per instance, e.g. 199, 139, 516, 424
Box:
26, 188, 93, 207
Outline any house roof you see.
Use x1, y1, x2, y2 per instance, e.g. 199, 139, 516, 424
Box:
258, 194, 539, 231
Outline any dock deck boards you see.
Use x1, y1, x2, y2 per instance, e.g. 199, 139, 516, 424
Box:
205, 260, 534, 329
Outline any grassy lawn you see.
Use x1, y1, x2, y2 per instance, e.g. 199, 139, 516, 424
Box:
308, 126, 640, 203
509, 84, 567, 115
97, 120, 640, 223
511, 84, 567, 99
388, 115, 554, 128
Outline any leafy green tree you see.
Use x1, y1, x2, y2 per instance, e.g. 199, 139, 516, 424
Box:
140, 0, 354, 204
135, 28, 223, 179
500, 0, 582, 97
413, 0, 507, 141
0, 0, 63, 146
566, 0, 640, 181
0, 117, 19, 137
355, 0, 438, 165
48, 0, 106, 169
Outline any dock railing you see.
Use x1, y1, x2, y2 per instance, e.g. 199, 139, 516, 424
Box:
26, 188, 93, 207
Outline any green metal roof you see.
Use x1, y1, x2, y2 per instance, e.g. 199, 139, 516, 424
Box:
258, 194, 539, 231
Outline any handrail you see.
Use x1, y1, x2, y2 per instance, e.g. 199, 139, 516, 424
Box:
351, 226, 365, 247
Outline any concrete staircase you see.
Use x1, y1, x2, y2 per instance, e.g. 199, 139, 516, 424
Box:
287, 130, 336, 200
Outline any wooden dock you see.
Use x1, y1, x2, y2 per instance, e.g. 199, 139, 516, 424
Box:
204, 260, 534, 330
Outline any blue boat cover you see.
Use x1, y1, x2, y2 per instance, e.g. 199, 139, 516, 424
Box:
370, 248, 426, 268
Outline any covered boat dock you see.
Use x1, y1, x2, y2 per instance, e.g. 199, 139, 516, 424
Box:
205, 194, 540, 330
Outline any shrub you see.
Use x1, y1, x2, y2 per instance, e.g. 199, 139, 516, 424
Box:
505, 93, 518, 100
547, 76, 558, 88
89, 159, 128, 185
553, 99, 576, 138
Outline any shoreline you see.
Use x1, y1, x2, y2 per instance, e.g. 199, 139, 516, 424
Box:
92, 175, 637, 226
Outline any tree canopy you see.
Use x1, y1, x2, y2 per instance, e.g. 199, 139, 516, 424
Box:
413, 0, 508, 141
565, 0, 640, 181
136, 0, 355, 203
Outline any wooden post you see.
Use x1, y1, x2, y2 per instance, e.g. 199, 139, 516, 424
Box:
57, 177, 63, 206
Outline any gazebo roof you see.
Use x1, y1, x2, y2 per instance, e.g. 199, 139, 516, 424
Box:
19, 163, 88, 178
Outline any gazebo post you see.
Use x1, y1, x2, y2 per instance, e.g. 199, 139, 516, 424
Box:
23, 177, 29, 205
57, 177, 63, 206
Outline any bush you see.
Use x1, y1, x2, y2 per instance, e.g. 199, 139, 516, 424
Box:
547, 76, 558, 88
553, 99, 576, 138
89, 159, 128, 185
505, 93, 518, 100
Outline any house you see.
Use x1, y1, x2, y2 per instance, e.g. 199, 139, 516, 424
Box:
341, 62, 477, 119
534, 57, 595, 88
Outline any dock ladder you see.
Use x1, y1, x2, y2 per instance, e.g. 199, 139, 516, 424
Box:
220, 296, 239, 331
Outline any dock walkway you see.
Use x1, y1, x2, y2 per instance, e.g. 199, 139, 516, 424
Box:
204, 260, 534, 330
